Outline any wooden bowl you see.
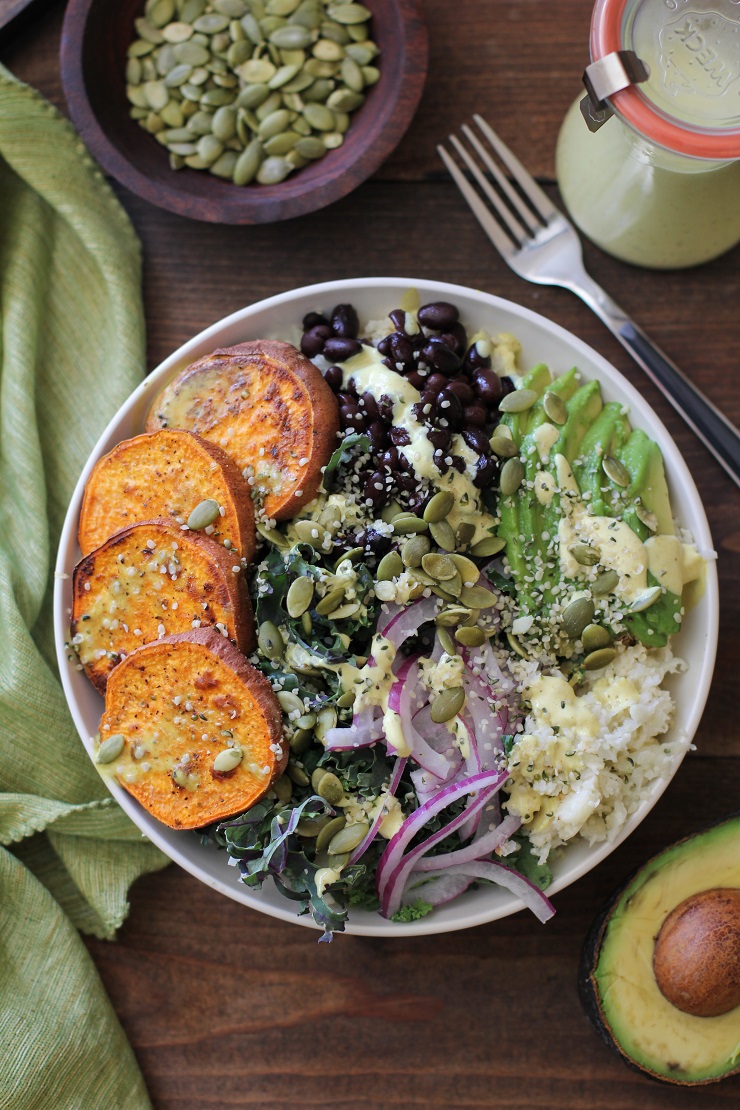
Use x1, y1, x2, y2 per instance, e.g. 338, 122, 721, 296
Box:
60, 0, 427, 224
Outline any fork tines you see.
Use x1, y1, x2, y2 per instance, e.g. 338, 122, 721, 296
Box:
438, 114, 557, 252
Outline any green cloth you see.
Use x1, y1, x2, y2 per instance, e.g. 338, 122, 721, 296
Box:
0, 66, 168, 1109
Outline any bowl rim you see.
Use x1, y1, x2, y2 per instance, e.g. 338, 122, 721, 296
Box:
54, 276, 719, 936
59, 0, 429, 224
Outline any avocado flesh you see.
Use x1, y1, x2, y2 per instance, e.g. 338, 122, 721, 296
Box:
591, 816, 740, 1084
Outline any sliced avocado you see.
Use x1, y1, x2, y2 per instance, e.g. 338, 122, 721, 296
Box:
572, 401, 631, 516
580, 814, 740, 1086
502, 362, 552, 443
618, 429, 674, 536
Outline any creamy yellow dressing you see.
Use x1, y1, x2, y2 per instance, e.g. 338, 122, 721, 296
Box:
533, 422, 560, 463
560, 505, 648, 603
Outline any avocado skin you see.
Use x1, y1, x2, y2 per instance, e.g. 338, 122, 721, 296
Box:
578, 812, 740, 1086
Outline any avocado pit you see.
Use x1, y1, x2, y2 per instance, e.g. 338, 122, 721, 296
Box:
653, 888, 740, 1017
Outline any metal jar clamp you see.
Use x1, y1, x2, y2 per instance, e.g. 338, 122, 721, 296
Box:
580, 50, 649, 131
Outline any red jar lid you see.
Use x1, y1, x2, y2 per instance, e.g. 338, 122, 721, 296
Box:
591, 0, 740, 159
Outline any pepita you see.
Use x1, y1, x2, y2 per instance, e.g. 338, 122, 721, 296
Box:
311, 767, 328, 792
315, 815, 346, 852
187, 498, 220, 529
489, 434, 519, 458
634, 502, 658, 532
459, 585, 497, 609
287, 761, 310, 786
277, 689, 304, 716
273, 774, 293, 803
430, 686, 465, 724
213, 746, 243, 772
400, 535, 430, 569
500, 457, 524, 497
423, 490, 455, 523
543, 391, 568, 425
295, 712, 317, 730
286, 575, 314, 617
436, 625, 455, 655
603, 454, 630, 488
315, 587, 346, 614
300, 610, 313, 635
314, 706, 337, 740
289, 728, 312, 754
435, 606, 473, 627
392, 514, 428, 535
336, 689, 356, 709
591, 569, 619, 597
96, 733, 125, 764
429, 519, 455, 551
258, 619, 284, 659
581, 623, 612, 652
317, 771, 344, 804
561, 596, 596, 640
455, 626, 486, 648
569, 542, 600, 566
455, 522, 476, 548
327, 821, 369, 854
506, 630, 530, 659
470, 535, 506, 558
498, 388, 538, 414
449, 553, 479, 586
629, 585, 663, 612
421, 552, 457, 581
583, 647, 617, 671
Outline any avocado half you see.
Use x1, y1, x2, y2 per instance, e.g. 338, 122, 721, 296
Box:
579, 814, 740, 1085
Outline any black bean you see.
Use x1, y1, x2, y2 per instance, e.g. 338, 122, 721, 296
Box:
421, 337, 462, 375
463, 403, 488, 428
363, 470, 389, 507
474, 455, 498, 488
439, 322, 468, 356
357, 528, 392, 556
389, 425, 411, 447
344, 377, 358, 397
360, 391, 379, 421
323, 336, 362, 362
436, 388, 464, 431
500, 376, 516, 398
302, 311, 328, 330
447, 379, 474, 405
377, 335, 392, 356
323, 365, 343, 391
472, 369, 503, 406
433, 450, 449, 474
386, 331, 414, 366
367, 420, 387, 453
419, 390, 437, 411
418, 301, 460, 330
462, 427, 491, 454
463, 341, 492, 372
337, 391, 355, 408
424, 373, 448, 395
378, 395, 394, 421
330, 303, 359, 339
340, 403, 367, 432
427, 426, 451, 452
388, 308, 407, 332
300, 324, 332, 358
379, 446, 400, 471
450, 455, 466, 473
407, 371, 425, 390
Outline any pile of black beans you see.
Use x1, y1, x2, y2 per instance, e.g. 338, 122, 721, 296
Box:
300, 299, 514, 517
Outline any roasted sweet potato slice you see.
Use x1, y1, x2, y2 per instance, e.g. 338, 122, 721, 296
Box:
78, 429, 255, 561
99, 629, 286, 830
145, 340, 339, 520
72, 520, 255, 693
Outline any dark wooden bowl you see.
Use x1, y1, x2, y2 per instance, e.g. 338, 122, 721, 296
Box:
60, 0, 427, 224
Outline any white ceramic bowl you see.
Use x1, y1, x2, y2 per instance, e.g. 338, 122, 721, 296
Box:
54, 278, 718, 937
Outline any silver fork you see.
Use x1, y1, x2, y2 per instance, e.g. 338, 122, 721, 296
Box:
438, 114, 740, 488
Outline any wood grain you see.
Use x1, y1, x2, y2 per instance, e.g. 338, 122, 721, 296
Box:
2, 1, 739, 1106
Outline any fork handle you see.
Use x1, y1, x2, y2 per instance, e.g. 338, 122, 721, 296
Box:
574, 280, 740, 488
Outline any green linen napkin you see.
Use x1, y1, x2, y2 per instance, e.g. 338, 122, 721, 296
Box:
0, 65, 168, 1109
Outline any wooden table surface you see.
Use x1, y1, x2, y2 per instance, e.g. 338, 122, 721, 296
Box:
4, 2, 739, 1107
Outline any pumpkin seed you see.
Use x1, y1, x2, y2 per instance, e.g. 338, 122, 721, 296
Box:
286, 576, 314, 617
429, 519, 455, 551
197, 133, 224, 163
392, 514, 428, 536
256, 155, 292, 183
327, 821, 369, 854
455, 522, 476, 548
470, 536, 506, 558
345, 42, 376, 64
214, 0, 247, 14
561, 596, 595, 640
315, 815, 346, 852
303, 102, 336, 130
187, 498, 220, 529
591, 569, 619, 597
293, 518, 327, 546
96, 734, 125, 764
498, 388, 538, 414
336, 546, 363, 566
326, 88, 363, 112
423, 490, 455, 523
289, 728, 312, 754
287, 761, 310, 786
361, 64, 379, 85
629, 585, 663, 612
430, 686, 465, 724
258, 106, 292, 137
421, 552, 457, 581
311, 767, 328, 792
435, 606, 473, 627
295, 712, 316, 730
489, 434, 519, 458
500, 457, 524, 496
317, 771, 344, 804
296, 814, 328, 836
326, 601, 360, 621
327, 3, 372, 24
320, 20, 350, 45
583, 647, 617, 671
455, 626, 486, 648
313, 38, 345, 61
582, 624, 611, 652
162, 21, 194, 42
303, 77, 334, 101
336, 689, 356, 709
268, 0, 301, 14
313, 850, 350, 870
300, 610, 313, 636
273, 774, 292, 803
259, 617, 286, 657
340, 55, 364, 90
431, 584, 456, 603
401, 535, 430, 568
237, 82, 271, 107
459, 585, 497, 608
315, 706, 337, 739
269, 24, 313, 48
603, 454, 630, 488
449, 553, 479, 586
569, 542, 600, 566
213, 746, 243, 772
182, 0, 206, 19
277, 689, 304, 715
212, 104, 237, 140
315, 587, 346, 615
543, 391, 568, 425
634, 503, 658, 532
233, 139, 264, 184
436, 625, 455, 654
506, 631, 530, 659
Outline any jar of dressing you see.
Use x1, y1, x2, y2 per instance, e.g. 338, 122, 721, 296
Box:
556, 0, 740, 268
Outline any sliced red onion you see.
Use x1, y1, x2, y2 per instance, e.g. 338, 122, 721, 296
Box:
404, 871, 473, 908
413, 813, 521, 872
377, 768, 508, 918
424, 860, 556, 923
398, 659, 456, 780
347, 756, 408, 866
379, 594, 439, 649
456, 713, 483, 842
388, 653, 419, 713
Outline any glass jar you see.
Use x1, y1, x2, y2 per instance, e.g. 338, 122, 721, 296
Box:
556, 0, 740, 268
